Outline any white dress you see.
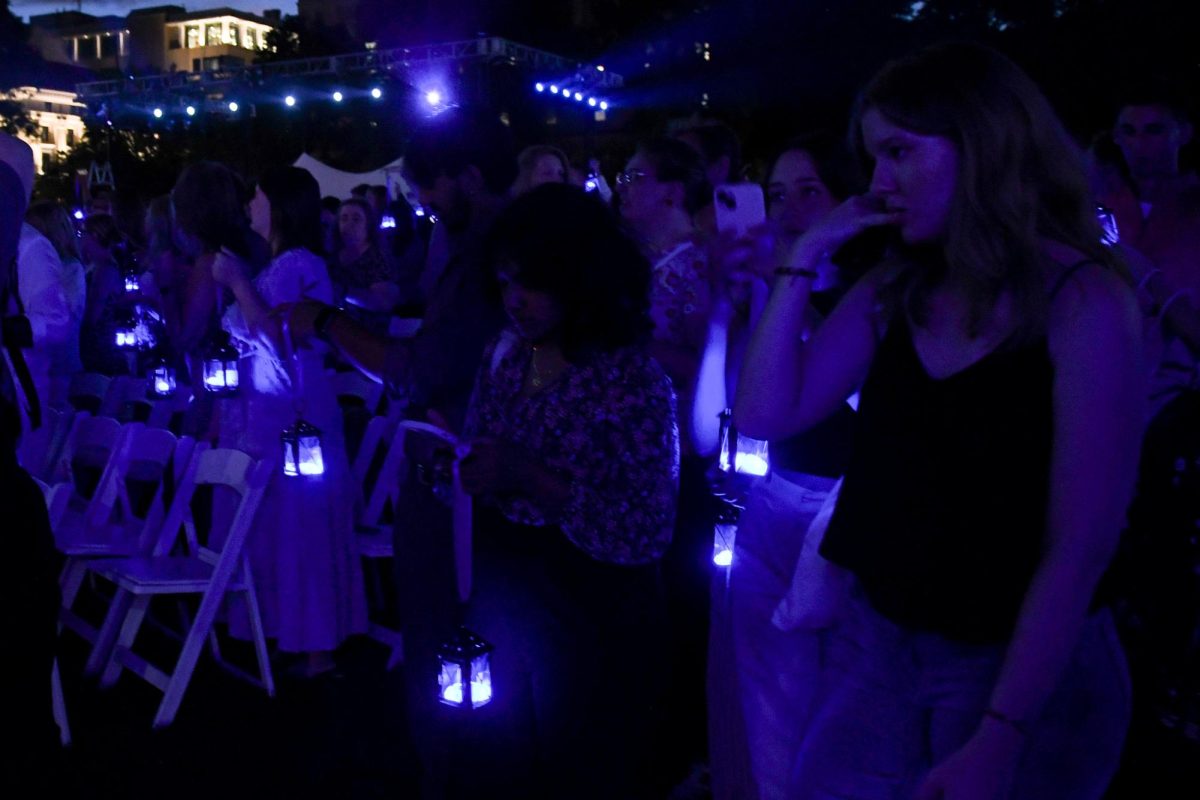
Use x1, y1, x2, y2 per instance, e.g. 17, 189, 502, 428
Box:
219, 248, 366, 652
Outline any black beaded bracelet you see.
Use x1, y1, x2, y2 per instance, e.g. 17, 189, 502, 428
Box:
774, 266, 819, 279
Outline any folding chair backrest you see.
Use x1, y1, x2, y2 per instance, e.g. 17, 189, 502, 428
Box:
68, 372, 113, 415
151, 447, 269, 566
352, 414, 398, 501
99, 376, 155, 423
361, 420, 458, 527
86, 425, 193, 541
332, 370, 384, 415
58, 414, 125, 490
17, 406, 74, 482
145, 390, 193, 432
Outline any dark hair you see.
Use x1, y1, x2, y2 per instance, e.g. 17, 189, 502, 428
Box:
256, 166, 323, 257
82, 213, 123, 249
637, 137, 712, 216
321, 195, 342, 215
334, 196, 380, 250
403, 107, 517, 194
853, 42, 1123, 342
171, 161, 256, 260
769, 131, 862, 202
1115, 78, 1191, 123
26, 201, 80, 263
677, 123, 742, 182
351, 184, 370, 197
485, 183, 653, 362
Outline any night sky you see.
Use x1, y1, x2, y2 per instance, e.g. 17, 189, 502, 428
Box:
11, 0, 299, 21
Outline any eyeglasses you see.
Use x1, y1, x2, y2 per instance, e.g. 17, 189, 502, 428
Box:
616, 169, 648, 187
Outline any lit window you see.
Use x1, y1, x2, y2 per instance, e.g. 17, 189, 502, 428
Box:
206, 24, 222, 46
186, 27, 202, 48
244, 28, 257, 49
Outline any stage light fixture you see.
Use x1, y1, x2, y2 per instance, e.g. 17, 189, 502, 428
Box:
599, 101, 609, 111
371, 87, 382, 99
549, 85, 558, 94
333, 91, 344, 102
425, 90, 442, 107
153, 108, 163, 118
285, 95, 296, 107
186, 105, 196, 116
535, 82, 545, 92
574, 92, 583, 101
228, 101, 239, 112
587, 98, 597, 107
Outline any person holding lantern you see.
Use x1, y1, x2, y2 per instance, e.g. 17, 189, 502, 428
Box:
211, 166, 366, 678
448, 183, 678, 797
736, 43, 1140, 799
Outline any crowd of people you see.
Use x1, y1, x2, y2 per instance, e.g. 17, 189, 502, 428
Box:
3, 40, 1199, 799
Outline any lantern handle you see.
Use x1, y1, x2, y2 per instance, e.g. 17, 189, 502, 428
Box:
280, 315, 306, 417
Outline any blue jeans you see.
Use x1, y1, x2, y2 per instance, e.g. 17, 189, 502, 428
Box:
791, 585, 1131, 799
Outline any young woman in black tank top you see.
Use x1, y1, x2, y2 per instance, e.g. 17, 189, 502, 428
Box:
736, 44, 1143, 799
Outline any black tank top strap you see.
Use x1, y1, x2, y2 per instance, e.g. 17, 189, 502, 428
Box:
1048, 258, 1101, 300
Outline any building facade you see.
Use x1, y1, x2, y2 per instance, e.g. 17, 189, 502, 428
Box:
6, 87, 88, 174
29, 6, 279, 75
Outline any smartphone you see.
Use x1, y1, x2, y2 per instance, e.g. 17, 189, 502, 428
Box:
713, 183, 766, 238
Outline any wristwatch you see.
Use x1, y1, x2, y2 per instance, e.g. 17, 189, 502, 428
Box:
313, 305, 340, 343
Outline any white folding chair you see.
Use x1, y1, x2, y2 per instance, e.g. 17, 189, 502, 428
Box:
52, 413, 125, 502
52, 658, 70, 747
82, 447, 275, 728
331, 369, 385, 415
67, 372, 112, 415
17, 407, 75, 484
58, 428, 196, 646
354, 420, 470, 670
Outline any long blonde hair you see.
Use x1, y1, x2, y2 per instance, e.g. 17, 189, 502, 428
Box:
854, 42, 1124, 341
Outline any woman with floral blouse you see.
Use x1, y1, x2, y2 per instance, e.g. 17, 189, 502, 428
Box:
454, 183, 679, 797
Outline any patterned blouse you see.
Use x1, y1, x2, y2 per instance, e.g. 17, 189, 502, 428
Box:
649, 240, 710, 348
463, 331, 680, 565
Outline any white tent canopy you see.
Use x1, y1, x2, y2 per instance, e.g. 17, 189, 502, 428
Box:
291, 153, 413, 203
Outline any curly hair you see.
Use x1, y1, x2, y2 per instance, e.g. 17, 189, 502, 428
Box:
853, 42, 1124, 342
484, 183, 653, 362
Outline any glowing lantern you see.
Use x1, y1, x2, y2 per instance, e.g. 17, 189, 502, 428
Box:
437, 627, 494, 709
202, 333, 239, 395
717, 409, 770, 477
713, 521, 736, 568
148, 361, 176, 397
113, 308, 140, 350
281, 419, 324, 477
124, 271, 141, 293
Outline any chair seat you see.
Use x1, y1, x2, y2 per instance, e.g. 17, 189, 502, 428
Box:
95, 557, 249, 594
354, 526, 394, 558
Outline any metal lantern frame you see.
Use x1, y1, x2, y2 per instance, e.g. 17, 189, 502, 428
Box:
202, 335, 240, 396
148, 360, 177, 398
437, 626, 495, 710
280, 418, 325, 477
717, 408, 770, 478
